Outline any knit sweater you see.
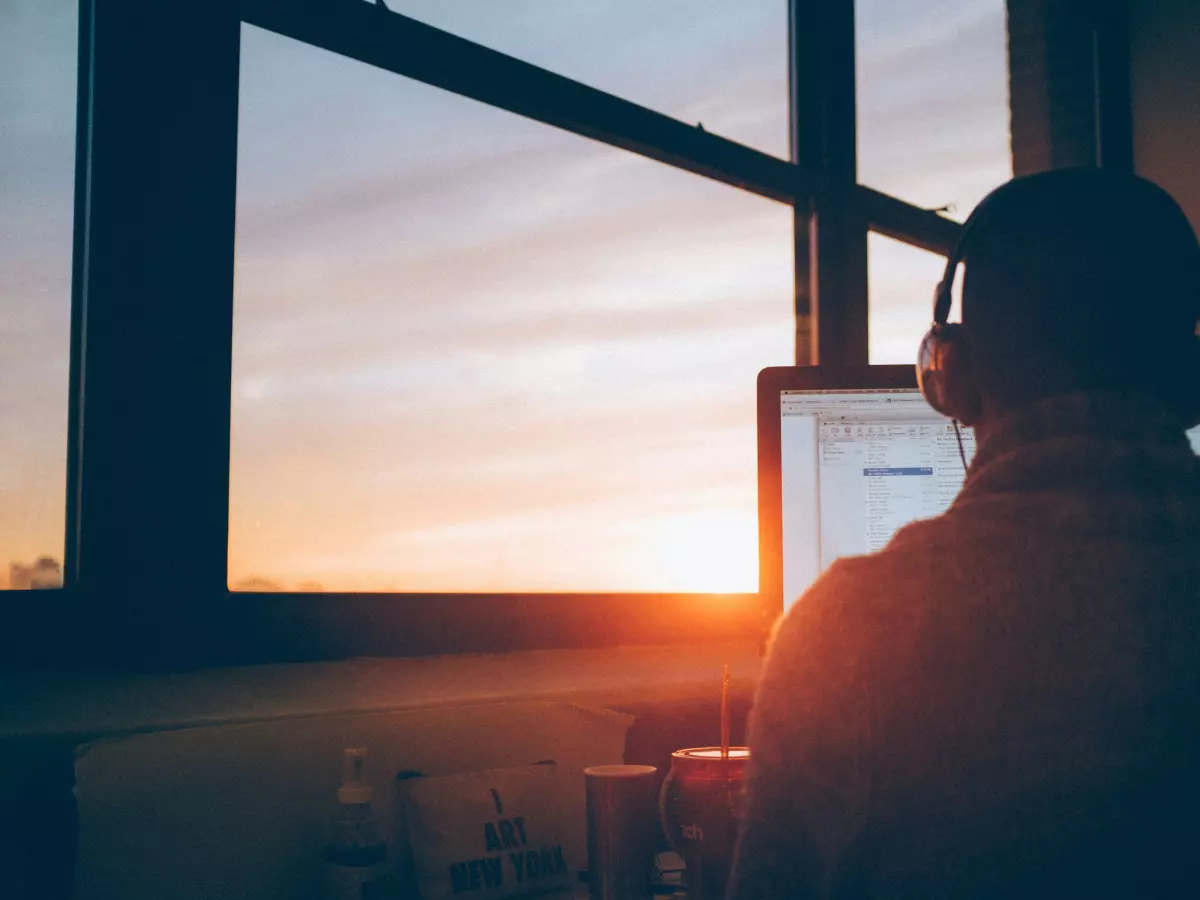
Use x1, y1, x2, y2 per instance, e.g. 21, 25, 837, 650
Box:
729, 392, 1200, 900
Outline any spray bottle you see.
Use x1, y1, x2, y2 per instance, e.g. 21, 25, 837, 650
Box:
325, 747, 389, 899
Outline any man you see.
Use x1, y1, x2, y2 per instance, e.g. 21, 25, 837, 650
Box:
729, 169, 1200, 899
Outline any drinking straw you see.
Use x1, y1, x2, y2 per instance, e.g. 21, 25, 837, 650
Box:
720, 663, 731, 760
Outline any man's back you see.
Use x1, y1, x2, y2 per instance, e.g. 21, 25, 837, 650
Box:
731, 393, 1200, 899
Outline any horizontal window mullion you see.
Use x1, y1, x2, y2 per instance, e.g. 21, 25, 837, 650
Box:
216, 591, 767, 663
857, 185, 963, 256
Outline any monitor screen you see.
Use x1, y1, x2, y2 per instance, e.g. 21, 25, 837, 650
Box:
778, 387, 975, 609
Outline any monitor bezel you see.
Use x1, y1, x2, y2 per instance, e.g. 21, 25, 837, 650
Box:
757, 364, 921, 617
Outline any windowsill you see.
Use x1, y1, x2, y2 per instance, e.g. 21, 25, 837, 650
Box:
0, 641, 761, 743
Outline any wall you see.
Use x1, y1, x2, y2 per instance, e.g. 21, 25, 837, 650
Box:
1130, 0, 1200, 232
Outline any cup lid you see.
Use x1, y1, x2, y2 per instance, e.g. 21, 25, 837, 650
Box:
671, 747, 750, 760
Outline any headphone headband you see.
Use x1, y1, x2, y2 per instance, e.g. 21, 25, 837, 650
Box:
932, 168, 1191, 325
932, 186, 1008, 326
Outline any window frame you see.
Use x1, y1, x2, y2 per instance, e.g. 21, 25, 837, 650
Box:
4, 0, 962, 670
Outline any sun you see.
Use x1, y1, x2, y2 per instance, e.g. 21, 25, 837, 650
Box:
645, 509, 759, 593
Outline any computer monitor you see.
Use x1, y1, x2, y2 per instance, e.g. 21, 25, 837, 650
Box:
757, 366, 976, 613
758, 366, 1200, 614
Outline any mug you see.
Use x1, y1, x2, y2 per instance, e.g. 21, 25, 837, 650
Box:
658, 748, 749, 900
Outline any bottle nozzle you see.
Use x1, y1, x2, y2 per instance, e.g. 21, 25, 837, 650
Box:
339, 747, 373, 804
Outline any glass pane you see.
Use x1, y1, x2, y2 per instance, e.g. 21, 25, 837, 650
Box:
385, 0, 788, 159
230, 25, 794, 594
856, 0, 1011, 218
0, 1, 76, 590
868, 232, 949, 365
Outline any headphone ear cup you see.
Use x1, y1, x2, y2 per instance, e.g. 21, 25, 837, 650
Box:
917, 323, 964, 418
918, 326, 946, 414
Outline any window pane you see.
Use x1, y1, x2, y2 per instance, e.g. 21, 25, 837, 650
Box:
857, 0, 1011, 218
385, 0, 788, 159
868, 233, 948, 365
0, 1, 75, 590
230, 26, 794, 594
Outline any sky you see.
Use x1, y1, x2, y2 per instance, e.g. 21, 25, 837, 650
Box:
0, 1, 76, 586
1, 0, 1012, 592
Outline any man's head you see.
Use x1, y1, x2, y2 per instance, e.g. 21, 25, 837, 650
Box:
918, 168, 1200, 432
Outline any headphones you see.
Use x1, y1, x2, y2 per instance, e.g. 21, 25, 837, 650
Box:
915, 189, 999, 421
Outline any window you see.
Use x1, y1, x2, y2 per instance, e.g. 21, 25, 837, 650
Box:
0, 0, 76, 590
856, 0, 1011, 218
230, 26, 793, 594
385, 0, 789, 158
24, 0, 993, 666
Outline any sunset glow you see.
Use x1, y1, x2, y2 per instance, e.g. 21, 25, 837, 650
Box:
642, 510, 761, 594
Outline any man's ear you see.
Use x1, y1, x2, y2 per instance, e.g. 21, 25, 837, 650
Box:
939, 335, 984, 426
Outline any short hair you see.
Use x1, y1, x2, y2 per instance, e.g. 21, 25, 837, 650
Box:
960, 169, 1200, 415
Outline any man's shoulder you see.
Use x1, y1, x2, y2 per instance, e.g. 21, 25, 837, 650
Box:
772, 516, 953, 658
807, 517, 949, 603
